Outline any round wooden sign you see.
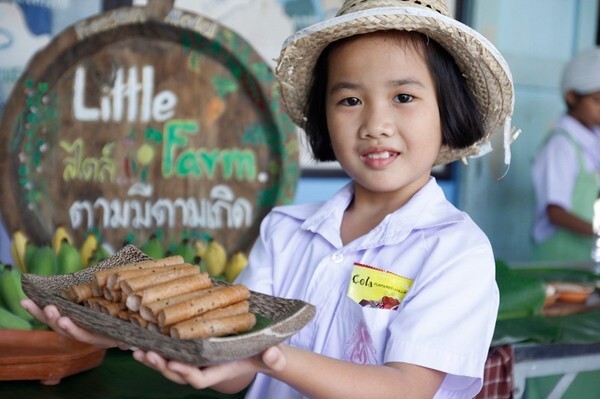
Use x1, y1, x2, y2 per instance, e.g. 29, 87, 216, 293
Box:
0, 1, 299, 255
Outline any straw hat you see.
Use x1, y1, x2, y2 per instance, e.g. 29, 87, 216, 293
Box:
276, 0, 515, 165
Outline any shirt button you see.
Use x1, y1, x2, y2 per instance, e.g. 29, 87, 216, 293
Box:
331, 253, 344, 263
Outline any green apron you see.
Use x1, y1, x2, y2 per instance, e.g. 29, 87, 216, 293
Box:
533, 130, 598, 262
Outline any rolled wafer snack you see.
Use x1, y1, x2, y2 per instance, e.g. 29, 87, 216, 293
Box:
104, 286, 123, 302
119, 264, 200, 296
170, 312, 256, 339
62, 254, 258, 340
139, 286, 225, 323
63, 282, 94, 303
95, 298, 122, 316
179, 300, 250, 323
126, 273, 212, 312
91, 255, 184, 295
157, 284, 250, 327
107, 263, 193, 291
83, 297, 106, 310
126, 312, 150, 328
116, 310, 131, 321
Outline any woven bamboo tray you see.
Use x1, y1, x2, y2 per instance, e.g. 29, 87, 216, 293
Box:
22, 245, 315, 366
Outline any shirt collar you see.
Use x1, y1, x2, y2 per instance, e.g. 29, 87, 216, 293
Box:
559, 115, 600, 144
294, 178, 464, 249
558, 115, 600, 166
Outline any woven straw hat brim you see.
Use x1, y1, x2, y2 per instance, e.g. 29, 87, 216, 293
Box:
276, 6, 514, 165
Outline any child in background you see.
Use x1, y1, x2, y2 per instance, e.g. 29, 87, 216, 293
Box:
531, 47, 600, 262
23, 0, 515, 397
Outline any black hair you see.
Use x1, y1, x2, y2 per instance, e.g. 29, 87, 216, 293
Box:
565, 91, 582, 112
303, 31, 484, 162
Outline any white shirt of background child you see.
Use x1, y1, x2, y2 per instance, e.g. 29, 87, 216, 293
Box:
531, 114, 600, 243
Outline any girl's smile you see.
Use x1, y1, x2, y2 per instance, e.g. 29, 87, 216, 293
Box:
360, 148, 400, 169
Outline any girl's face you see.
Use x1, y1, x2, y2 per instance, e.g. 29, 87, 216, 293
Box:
325, 32, 442, 202
567, 90, 600, 129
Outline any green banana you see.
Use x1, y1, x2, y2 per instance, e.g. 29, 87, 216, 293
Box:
141, 234, 165, 259
28, 245, 58, 275
56, 239, 83, 274
168, 239, 196, 263
0, 305, 32, 330
87, 244, 111, 267
24, 242, 38, 272
0, 264, 34, 321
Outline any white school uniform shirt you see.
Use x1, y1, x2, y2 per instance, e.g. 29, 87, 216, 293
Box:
237, 178, 499, 399
531, 115, 600, 243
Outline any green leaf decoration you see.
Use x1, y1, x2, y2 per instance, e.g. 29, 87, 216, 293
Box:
212, 76, 238, 97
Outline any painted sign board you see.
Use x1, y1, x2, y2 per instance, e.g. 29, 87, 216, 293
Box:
0, 1, 299, 255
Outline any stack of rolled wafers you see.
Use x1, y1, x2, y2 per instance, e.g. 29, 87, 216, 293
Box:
62, 255, 256, 339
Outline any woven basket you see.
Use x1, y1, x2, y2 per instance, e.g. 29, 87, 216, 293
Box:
22, 245, 315, 366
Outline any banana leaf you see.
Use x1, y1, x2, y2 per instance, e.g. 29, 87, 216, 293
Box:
495, 260, 547, 320
511, 267, 600, 284
492, 310, 600, 346
492, 260, 600, 346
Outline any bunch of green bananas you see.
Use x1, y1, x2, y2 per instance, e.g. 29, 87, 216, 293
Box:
149, 236, 248, 282
0, 262, 35, 330
2, 227, 116, 331
10, 228, 112, 276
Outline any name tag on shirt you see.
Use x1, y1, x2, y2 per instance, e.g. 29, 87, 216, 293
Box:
347, 263, 413, 310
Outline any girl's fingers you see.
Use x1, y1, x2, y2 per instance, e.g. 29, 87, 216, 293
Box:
21, 299, 121, 348
169, 360, 249, 390
20, 299, 47, 323
132, 346, 287, 391
260, 345, 286, 371
56, 316, 121, 348
133, 350, 170, 372
133, 349, 257, 390
43, 305, 63, 325
133, 350, 189, 385
21, 300, 69, 337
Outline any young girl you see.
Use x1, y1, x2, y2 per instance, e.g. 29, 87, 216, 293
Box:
23, 0, 515, 397
531, 47, 600, 262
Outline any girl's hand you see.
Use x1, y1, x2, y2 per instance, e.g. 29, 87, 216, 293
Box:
132, 345, 287, 393
20, 298, 126, 349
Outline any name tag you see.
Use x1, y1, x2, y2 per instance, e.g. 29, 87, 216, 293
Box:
347, 263, 413, 310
